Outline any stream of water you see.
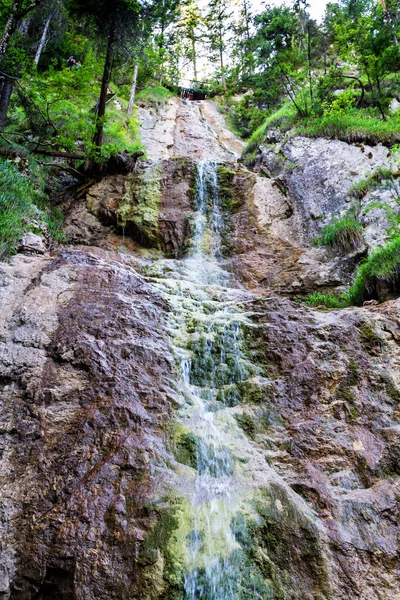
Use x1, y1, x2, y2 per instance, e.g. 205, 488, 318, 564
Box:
149, 161, 261, 599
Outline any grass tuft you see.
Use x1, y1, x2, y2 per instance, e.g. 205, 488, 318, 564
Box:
316, 216, 364, 253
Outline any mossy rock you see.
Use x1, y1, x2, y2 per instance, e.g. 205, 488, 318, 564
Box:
174, 430, 199, 470
233, 484, 331, 600
117, 161, 163, 248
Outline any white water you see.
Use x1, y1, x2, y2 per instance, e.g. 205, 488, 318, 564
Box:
149, 161, 261, 599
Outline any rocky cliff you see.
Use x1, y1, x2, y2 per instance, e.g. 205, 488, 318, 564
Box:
0, 98, 399, 600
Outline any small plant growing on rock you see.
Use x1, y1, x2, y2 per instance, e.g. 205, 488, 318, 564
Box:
316, 215, 364, 254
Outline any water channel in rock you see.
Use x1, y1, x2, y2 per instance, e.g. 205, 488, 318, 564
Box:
147, 161, 266, 599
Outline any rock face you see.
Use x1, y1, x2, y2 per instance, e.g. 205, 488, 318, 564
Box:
0, 250, 175, 599
239, 297, 400, 599
1, 99, 400, 599
252, 135, 394, 248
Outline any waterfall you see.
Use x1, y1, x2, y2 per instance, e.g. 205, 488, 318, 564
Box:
149, 161, 264, 600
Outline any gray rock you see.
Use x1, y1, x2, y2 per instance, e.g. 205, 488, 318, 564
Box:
19, 232, 46, 254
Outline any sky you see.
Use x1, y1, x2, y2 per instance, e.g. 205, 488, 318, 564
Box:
250, 0, 331, 22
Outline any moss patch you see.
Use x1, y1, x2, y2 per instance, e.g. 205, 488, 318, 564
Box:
117, 161, 163, 248
234, 484, 331, 599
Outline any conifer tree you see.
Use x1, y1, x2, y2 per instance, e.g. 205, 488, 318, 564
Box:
205, 0, 233, 89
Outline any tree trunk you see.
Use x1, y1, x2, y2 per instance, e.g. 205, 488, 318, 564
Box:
93, 12, 117, 152
218, 27, 226, 89
0, 3, 20, 65
380, 0, 399, 45
0, 76, 14, 130
34, 13, 51, 66
127, 63, 138, 117
192, 36, 198, 81
307, 23, 313, 104
0, 0, 45, 65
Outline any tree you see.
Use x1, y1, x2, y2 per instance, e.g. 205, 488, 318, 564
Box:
152, 0, 180, 83
0, 0, 45, 65
70, 0, 144, 153
205, 0, 233, 89
178, 0, 201, 80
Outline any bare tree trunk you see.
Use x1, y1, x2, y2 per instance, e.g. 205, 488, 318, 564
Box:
0, 0, 45, 65
0, 76, 14, 130
0, 4, 19, 65
93, 12, 117, 152
34, 13, 51, 66
218, 27, 226, 89
127, 63, 138, 117
192, 36, 198, 81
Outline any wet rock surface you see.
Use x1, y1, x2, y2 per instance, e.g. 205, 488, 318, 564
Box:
1, 100, 400, 600
0, 249, 175, 599
237, 296, 400, 599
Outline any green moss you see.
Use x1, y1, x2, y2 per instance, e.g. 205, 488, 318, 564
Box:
235, 413, 257, 440
174, 429, 199, 470
217, 165, 243, 213
359, 322, 382, 352
139, 495, 192, 595
347, 358, 359, 386
233, 484, 331, 599
117, 161, 163, 248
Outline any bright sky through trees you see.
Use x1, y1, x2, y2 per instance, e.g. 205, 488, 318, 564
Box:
251, 0, 330, 22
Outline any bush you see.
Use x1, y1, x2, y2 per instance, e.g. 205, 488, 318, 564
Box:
316, 216, 364, 253
228, 95, 269, 139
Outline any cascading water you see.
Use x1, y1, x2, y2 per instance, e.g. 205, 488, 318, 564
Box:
148, 161, 265, 599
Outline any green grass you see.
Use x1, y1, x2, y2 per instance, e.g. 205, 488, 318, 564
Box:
135, 85, 174, 108
348, 235, 400, 304
243, 103, 296, 157
350, 167, 397, 200
306, 235, 400, 308
295, 109, 400, 146
316, 215, 364, 253
243, 104, 400, 161
0, 156, 66, 259
304, 291, 351, 309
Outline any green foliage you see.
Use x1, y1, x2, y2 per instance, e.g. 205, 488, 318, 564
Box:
316, 215, 364, 253
135, 85, 174, 109
7, 55, 143, 159
322, 88, 358, 117
0, 156, 64, 258
348, 236, 400, 303
304, 292, 350, 309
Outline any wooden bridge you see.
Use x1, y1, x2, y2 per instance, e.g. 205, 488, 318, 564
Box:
178, 79, 212, 101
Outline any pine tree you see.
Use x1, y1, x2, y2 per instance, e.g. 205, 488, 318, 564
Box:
205, 0, 233, 89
